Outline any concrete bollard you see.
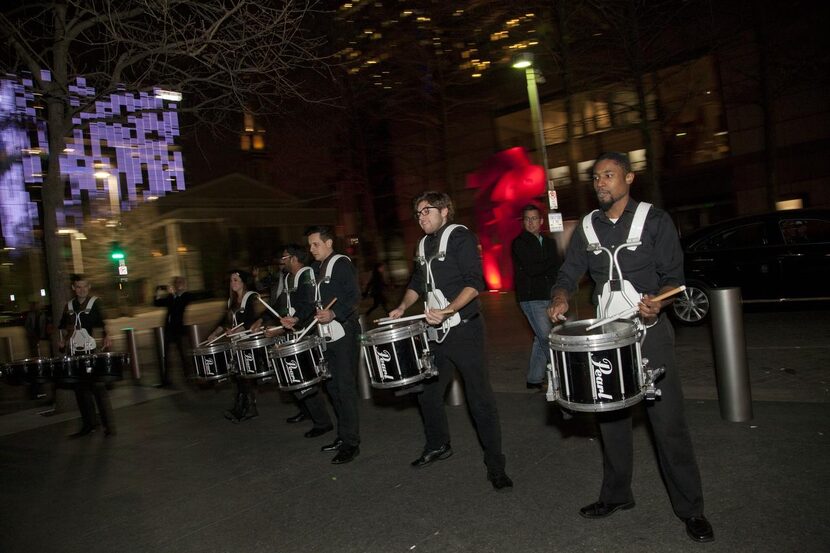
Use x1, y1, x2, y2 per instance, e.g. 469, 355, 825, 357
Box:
154, 327, 166, 384
123, 328, 141, 381
710, 287, 753, 422
187, 324, 202, 350
446, 372, 465, 406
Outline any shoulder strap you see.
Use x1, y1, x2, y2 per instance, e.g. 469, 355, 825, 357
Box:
239, 291, 257, 312
67, 299, 75, 315
323, 254, 349, 281
582, 211, 602, 255
625, 202, 652, 250
416, 224, 467, 264
84, 296, 98, 314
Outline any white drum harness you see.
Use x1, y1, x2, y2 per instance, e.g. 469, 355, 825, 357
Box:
228, 291, 258, 328
67, 296, 99, 354
581, 202, 652, 320
314, 254, 348, 342
416, 224, 465, 342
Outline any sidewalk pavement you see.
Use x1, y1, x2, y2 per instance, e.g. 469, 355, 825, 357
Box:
1, 293, 828, 553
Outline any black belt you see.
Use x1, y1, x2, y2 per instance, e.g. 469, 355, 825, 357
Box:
461, 312, 481, 324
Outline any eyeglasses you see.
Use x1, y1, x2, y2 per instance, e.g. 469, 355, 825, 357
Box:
280, 255, 291, 261
523, 216, 541, 222
414, 206, 439, 218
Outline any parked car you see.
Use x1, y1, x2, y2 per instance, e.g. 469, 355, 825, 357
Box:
672, 208, 830, 324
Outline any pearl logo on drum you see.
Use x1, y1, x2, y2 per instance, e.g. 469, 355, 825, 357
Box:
377, 349, 394, 380
590, 355, 615, 400
285, 359, 301, 383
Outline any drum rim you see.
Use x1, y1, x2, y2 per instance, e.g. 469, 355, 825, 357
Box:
192, 342, 233, 355
273, 335, 323, 357
8, 357, 52, 366
361, 321, 428, 344
233, 336, 279, 349
369, 372, 432, 389
549, 318, 637, 348
277, 375, 323, 391
555, 393, 644, 412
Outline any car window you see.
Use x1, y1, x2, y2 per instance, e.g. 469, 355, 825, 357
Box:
780, 218, 830, 245
696, 222, 767, 251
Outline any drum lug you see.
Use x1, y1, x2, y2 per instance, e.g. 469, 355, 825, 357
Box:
643, 365, 665, 401
421, 352, 436, 376
545, 365, 558, 403
320, 359, 330, 379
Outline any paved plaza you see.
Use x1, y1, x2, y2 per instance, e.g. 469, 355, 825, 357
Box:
1, 293, 828, 552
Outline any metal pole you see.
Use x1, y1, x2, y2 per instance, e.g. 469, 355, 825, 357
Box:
710, 287, 753, 422
187, 324, 201, 350
446, 371, 465, 407
154, 327, 166, 385
0, 336, 13, 362
525, 65, 551, 190
124, 328, 141, 381
356, 316, 372, 400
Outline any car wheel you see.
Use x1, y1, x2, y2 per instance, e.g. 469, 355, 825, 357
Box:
672, 284, 710, 325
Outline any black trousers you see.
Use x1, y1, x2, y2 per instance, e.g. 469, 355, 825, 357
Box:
75, 381, 114, 430
294, 387, 332, 429
596, 314, 704, 519
322, 319, 361, 448
162, 331, 189, 385
417, 316, 506, 473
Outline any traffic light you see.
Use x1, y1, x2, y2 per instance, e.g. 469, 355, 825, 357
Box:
109, 242, 125, 261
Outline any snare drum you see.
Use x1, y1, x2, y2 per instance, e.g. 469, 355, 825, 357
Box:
1, 357, 52, 384
91, 352, 128, 382
272, 336, 328, 391
233, 336, 278, 380
191, 342, 233, 382
548, 319, 644, 412
360, 321, 435, 389
52, 355, 92, 384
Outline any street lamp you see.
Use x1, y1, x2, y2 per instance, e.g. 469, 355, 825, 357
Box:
512, 52, 562, 232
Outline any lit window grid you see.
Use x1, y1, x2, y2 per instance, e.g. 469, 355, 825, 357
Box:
0, 72, 185, 245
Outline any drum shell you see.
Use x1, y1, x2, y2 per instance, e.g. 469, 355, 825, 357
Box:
51, 355, 93, 384
360, 321, 434, 389
191, 342, 233, 381
234, 336, 278, 380
272, 336, 327, 391
91, 352, 127, 382
548, 319, 643, 412
2, 358, 53, 384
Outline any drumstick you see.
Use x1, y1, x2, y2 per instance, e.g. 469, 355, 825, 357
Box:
256, 295, 282, 319
375, 308, 456, 326
204, 323, 244, 346
295, 298, 337, 341
375, 313, 427, 325
585, 285, 687, 331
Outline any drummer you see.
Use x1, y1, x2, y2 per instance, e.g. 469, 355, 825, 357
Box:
264, 244, 334, 437
58, 274, 115, 437
546, 152, 713, 543
205, 270, 264, 423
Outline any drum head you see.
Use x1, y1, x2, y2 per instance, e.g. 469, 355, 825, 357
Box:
549, 319, 637, 352
362, 321, 427, 345
274, 336, 323, 357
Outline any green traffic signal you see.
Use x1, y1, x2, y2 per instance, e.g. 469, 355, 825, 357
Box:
110, 242, 125, 261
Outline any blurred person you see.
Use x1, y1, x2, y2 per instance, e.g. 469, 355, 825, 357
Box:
205, 270, 264, 423
363, 262, 390, 318
153, 276, 192, 387
58, 274, 115, 437
306, 225, 362, 464
511, 204, 561, 389
547, 152, 713, 543
388, 191, 512, 491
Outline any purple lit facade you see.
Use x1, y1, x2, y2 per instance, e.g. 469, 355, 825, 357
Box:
0, 72, 185, 248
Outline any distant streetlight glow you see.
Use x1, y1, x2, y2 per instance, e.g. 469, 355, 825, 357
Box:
512, 52, 533, 69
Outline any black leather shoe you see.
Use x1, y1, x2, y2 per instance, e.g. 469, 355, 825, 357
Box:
411, 443, 453, 467
304, 425, 333, 438
69, 426, 96, 438
321, 438, 343, 452
286, 412, 307, 424
579, 501, 636, 519
488, 471, 514, 491
331, 445, 359, 464
526, 381, 543, 390
684, 515, 714, 542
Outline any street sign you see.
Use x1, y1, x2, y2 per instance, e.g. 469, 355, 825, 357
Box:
548, 211, 564, 233
548, 189, 558, 210
118, 259, 128, 275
